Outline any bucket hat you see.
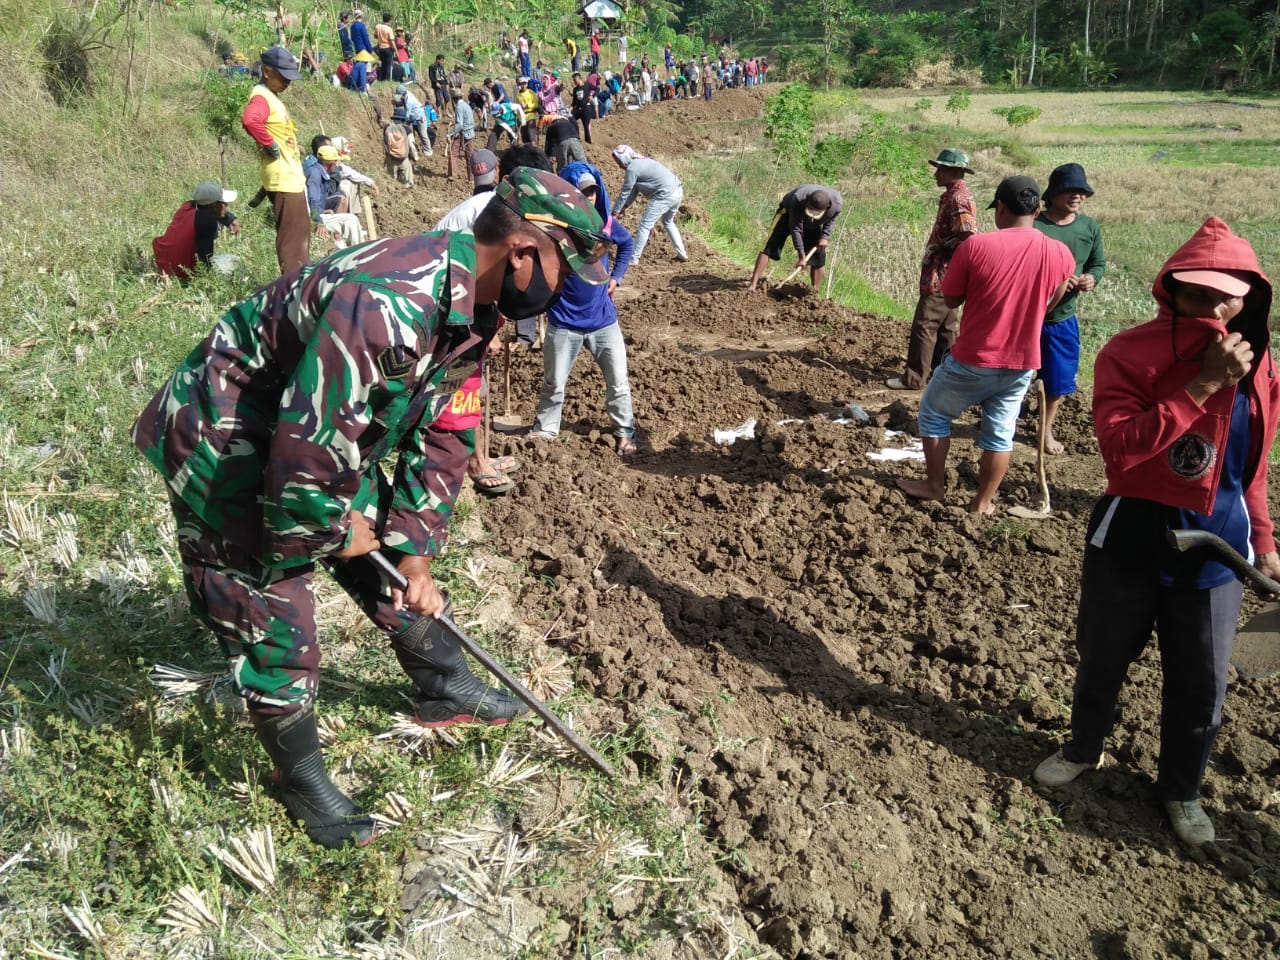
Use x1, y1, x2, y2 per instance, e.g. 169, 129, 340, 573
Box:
1044, 162, 1094, 200
927, 148, 974, 174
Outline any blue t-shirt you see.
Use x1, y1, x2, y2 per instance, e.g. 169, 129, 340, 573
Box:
1168, 387, 1252, 588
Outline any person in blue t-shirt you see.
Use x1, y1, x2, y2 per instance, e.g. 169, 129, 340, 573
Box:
528, 161, 638, 456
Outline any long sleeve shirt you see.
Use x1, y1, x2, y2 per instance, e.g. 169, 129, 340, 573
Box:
350, 20, 374, 55
1033, 211, 1106, 324
132, 231, 500, 568
449, 100, 475, 140
303, 158, 333, 221
919, 180, 978, 296
546, 216, 634, 333
782, 184, 843, 257
543, 117, 581, 155
615, 157, 681, 213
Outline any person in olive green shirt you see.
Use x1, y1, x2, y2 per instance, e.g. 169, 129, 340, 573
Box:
1033, 163, 1105, 455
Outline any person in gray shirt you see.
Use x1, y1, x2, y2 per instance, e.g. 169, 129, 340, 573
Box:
611, 144, 688, 265
447, 89, 477, 179
748, 183, 843, 292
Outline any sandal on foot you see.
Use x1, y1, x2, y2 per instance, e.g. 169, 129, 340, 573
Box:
470, 471, 515, 496
616, 437, 638, 457
489, 454, 522, 473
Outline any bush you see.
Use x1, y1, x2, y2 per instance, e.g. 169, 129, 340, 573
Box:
763, 83, 814, 166
806, 133, 855, 182
202, 70, 252, 139
992, 104, 1042, 128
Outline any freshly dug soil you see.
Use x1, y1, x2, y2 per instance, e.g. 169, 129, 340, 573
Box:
355, 87, 1280, 958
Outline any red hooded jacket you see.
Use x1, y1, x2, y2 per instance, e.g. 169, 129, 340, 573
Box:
1092, 216, 1278, 555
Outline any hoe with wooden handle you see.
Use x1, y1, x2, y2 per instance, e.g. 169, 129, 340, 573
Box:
369, 550, 619, 778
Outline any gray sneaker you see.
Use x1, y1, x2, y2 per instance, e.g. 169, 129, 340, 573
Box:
1034, 748, 1102, 787
1165, 800, 1214, 846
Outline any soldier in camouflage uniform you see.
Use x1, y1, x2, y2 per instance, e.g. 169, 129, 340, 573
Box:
133, 168, 611, 849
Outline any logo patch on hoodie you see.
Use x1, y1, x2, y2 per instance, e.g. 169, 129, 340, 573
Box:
1168, 432, 1216, 479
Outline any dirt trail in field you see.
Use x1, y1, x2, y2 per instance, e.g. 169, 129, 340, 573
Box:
354, 89, 1280, 958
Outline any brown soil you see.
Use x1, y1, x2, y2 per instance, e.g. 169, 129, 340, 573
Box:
351, 88, 1280, 958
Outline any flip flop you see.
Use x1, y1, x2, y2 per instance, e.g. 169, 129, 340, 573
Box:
470, 471, 515, 496
616, 437, 638, 457
489, 455, 522, 473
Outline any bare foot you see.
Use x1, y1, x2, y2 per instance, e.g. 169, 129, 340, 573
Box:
897, 477, 945, 501
1044, 434, 1065, 456
967, 498, 997, 515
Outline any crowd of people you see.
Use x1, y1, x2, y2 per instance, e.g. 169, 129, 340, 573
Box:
148, 27, 1279, 860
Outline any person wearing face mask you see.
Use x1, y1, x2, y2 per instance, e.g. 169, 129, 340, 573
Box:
1034, 216, 1279, 848
132, 167, 610, 852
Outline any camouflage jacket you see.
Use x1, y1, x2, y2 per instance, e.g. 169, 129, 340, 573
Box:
133, 232, 498, 569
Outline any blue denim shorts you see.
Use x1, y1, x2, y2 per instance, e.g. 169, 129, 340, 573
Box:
917, 354, 1034, 452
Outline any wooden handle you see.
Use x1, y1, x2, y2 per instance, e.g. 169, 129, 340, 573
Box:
361, 194, 378, 241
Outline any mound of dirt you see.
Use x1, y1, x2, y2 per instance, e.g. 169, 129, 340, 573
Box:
345, 87, 1280, 958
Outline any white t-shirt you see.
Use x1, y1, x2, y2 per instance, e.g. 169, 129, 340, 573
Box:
433, 191, 495, 232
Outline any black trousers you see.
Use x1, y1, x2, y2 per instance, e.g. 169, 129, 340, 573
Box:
1064, 539, 1241, 801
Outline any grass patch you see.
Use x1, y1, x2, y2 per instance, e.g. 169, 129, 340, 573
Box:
0, 4, 743, 957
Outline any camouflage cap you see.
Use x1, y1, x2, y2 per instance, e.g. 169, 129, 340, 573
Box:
496, 167, 611, 285
928, 147, 974, 174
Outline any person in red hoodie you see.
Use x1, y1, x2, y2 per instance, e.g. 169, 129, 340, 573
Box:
1034, 217, 1279, 847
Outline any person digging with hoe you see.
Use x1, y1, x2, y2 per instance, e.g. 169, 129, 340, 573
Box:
1034, 217, 1279, 847
747, 184, 843, 292
132, 168, 612, 850
896, 176, 1074, 514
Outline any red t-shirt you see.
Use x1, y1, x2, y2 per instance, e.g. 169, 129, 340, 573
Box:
941, 227, 1073, 370
153, 203, 198, 278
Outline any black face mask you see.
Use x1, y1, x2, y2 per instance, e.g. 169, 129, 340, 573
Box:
498, 247, 562, 319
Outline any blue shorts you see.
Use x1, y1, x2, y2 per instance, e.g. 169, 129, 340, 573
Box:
1039, 315, 1080, 397
917, 355, 1034, 453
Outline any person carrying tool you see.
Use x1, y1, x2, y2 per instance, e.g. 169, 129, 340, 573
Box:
611, 145, 687, 265
131, 168, 611, 850
1034, 217, 1279, 848
896, 176, 1074, 514
529, 163, 637, 455
887, 149, 977, 390
446, 88, 477, 179
747, 183, 843, 292
1032, 162, 1106, 455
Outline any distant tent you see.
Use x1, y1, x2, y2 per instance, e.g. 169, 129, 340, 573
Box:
581, 0, 622, 35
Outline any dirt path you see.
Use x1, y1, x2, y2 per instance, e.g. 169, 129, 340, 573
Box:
354, 89, 1280, 958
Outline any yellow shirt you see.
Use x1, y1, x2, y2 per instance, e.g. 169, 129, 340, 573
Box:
375, 23, 394, 49
248, 84, 304, 193
516, 88, 539, 115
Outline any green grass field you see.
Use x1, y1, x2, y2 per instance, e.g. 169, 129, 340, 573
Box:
5, 1, 1280, 952
684, 87, 1280, 357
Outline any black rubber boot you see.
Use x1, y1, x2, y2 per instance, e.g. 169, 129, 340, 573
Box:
390, 610, 528, 728
251, 706, 375, 849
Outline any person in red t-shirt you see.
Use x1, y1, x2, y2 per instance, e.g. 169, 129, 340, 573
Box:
897, 175, 1074, 514
153, 181, 240, 280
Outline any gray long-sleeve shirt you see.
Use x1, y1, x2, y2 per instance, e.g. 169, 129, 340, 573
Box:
615, 157, 682, 213
784, 183, 843, 255
449, 100, 475, 140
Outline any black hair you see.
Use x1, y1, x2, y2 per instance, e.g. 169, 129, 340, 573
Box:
473, 193, 536, 245
310, 133, 331, 155
382, 11, 392, 21
1002, 189, 1040, 217
499, 145, 554, 179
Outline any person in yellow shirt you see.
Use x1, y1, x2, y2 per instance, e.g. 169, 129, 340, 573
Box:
564, 36, 579, 72
241, 46, 309, 275
515, 76, 540, 143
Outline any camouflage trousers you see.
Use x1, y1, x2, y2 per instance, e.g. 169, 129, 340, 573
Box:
166, 447, 471, 715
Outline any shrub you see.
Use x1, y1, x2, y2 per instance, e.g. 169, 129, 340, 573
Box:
992, 104, 1042, 127
763, 83, 814, 166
